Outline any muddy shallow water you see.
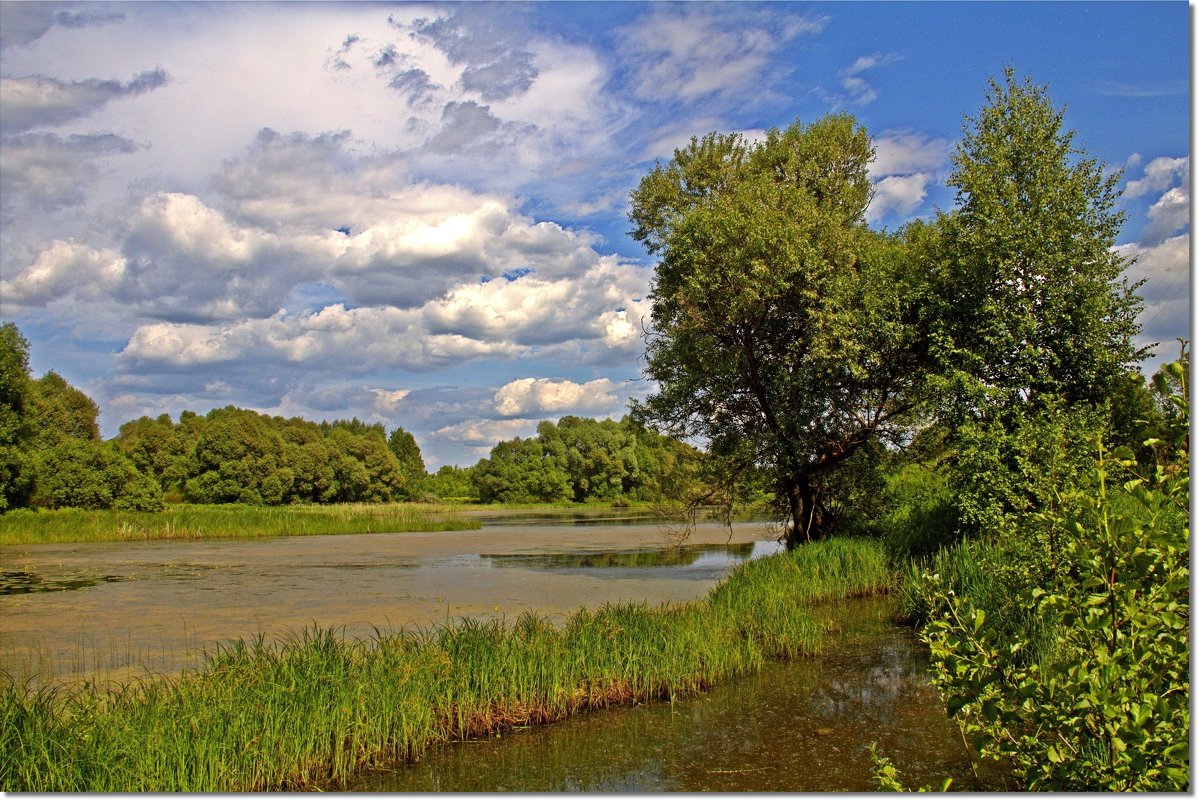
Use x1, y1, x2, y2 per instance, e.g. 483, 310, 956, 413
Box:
0, 516, 777, 685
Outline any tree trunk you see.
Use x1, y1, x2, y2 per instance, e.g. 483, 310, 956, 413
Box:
783, 475, 819, 550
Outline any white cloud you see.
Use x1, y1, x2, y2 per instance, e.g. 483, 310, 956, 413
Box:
430, 417, 537, 448
1124, 155, 1188, 199
867, 173, 934, 224
1141, 185, 1190, 245
621, 6, 825, 104
493, 377, 621, 417
870, 131, 951, 178
838, 52, 900, 107
0, 69, 168, 134
1117, 234, 1190, 366
0, 240, 125, 308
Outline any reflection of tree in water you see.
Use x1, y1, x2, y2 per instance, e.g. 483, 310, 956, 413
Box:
355, 598, 991, 792
481, 543, 754, 571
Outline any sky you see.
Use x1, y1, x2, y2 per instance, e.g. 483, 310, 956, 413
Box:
0, 1, 1190, 469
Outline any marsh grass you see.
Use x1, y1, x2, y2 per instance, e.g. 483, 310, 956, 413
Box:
0, 503, 480, 546
1, 537, 890, 792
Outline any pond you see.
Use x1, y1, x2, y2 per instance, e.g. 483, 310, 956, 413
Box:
0, 513, 776, 686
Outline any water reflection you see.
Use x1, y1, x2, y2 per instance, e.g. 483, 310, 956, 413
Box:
480, 541, 780, 583
0, 569, 127, 595
353, 599, 998, 793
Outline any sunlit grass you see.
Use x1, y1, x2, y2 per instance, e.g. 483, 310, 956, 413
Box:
1, 537, 890, 792
0, 503, 480, 545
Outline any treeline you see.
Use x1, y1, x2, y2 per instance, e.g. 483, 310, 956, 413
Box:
469, 416, 701, 504
0, 326, 431, 513
0, 323, 703, 513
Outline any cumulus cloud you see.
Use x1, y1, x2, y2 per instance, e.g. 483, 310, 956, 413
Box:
493, 377, 622, 417
0, 240, 125, 309
867, 174, 934, 224
0, 69, 168, 134
864, 131, 950, 225
1117, 234, 1190, 360
870, 130, 951, 177
1124, 155, 1189, 199
1141, 186, 1190, 245
429, 417, 538, 449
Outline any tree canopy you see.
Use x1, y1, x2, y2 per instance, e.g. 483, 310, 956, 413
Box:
629, 114, 933, 546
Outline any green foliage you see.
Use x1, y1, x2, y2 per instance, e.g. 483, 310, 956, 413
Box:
934, 67, 1141, 413
424, 464, 477, 501
387, 426, 426, 490
909, 345, 1190, 792
114, 414, 189, 493
26, 371, 101, 448
31, 439, 163, 512
0, 502, 480, 545
0, 323, 35, 510
874, 462, 956, 561
929, 68, 1142, 541
868, 743, 953, 792
473, 435, 572, 504
629, 115, 933, 545
471, 416, 701, 505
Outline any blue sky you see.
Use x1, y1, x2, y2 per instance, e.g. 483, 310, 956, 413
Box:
0, 1, 1190, 467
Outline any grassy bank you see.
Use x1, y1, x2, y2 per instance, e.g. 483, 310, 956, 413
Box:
1, 537, 889, 792
0, 503, 481, 546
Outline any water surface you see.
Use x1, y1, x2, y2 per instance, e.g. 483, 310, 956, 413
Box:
0, 514, 773, 685
352, 597, 1000, 792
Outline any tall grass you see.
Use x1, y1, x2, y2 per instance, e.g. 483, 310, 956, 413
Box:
1, 537, 890, 792
0, 503, 479, 545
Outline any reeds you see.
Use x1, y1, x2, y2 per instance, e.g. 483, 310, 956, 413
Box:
0, 502, 480, 546
0, 537, 890, 792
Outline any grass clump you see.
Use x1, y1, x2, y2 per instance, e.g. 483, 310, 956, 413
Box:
1, 537, 889, 792
0, 502, 479, 545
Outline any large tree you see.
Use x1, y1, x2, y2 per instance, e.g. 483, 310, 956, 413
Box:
629, 115, 932, 546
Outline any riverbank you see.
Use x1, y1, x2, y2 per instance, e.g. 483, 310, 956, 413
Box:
0, 502, 480, 546
2, 537, 889, 792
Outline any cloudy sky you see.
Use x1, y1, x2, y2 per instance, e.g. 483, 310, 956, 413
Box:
0, 2, 1189, 468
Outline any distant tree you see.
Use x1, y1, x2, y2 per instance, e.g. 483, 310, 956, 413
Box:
321, 418, 387, 439
326, 426, 406, 502
27, 371, 100, 448
185, 407, 291, 505
472, 437, 571, 503
629, 114, 933, 545
33, 438, 163, 511
0, 323, 34, 510
387, 426, 426, 493
425, 464, 476, 501
114, 414, 190, 496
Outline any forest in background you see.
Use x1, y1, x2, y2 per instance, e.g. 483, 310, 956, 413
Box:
0, 324, 705, 512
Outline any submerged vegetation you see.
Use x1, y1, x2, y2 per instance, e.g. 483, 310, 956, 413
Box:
1, 538, 888, 791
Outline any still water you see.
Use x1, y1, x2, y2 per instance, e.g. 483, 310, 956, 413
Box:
0, 515, 776, 685
352, 597, 992, 792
